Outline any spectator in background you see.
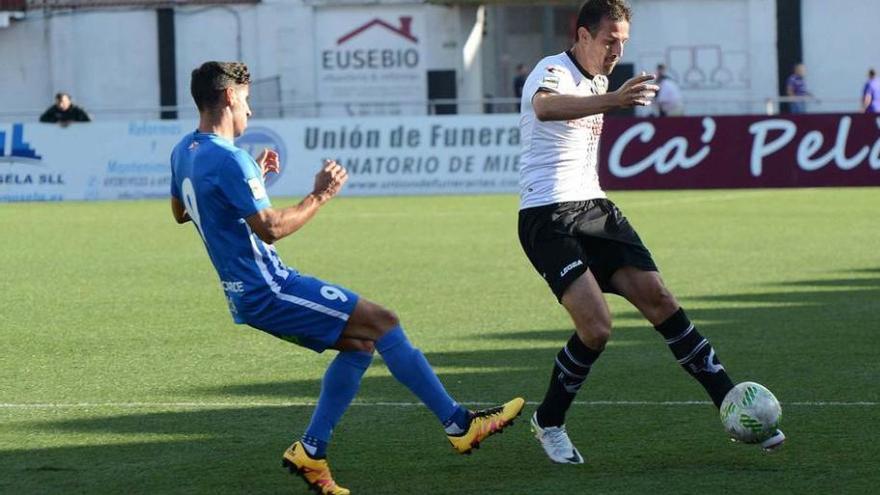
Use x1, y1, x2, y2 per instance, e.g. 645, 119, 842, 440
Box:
513, 63, 528, 99
655, 63, 683, 116
862, 68, 880, 114
785, 63, 812, 114
39, 92, 91, 125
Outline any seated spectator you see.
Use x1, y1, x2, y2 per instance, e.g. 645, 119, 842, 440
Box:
39, 92, 91, 125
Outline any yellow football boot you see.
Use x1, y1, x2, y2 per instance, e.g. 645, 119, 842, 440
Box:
447, 397, 525, 454
282, 441, 350, 495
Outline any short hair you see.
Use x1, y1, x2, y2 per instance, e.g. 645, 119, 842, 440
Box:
657, 63, 666, 71
190, 61, 251, 111
575, 0, 632, 40
870, 68, 877, 78
55, 92, 70, 101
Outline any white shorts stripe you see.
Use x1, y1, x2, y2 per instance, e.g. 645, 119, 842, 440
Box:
276, 290, 349, 322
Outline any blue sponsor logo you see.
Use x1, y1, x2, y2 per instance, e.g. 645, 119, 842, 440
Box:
0, 124, 42, 164
235, 126, 286, 188
0, 123, 64, 193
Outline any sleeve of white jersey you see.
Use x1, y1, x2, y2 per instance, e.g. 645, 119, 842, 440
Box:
524, 62, 573, 102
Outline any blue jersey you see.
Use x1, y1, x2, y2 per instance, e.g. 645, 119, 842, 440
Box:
170, 131, 294, 323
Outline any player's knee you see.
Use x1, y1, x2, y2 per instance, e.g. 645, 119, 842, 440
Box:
575, 314, 611, 350
358, 341, 377, 354
372, 306, 400, 332
585, 325, 611, 350
576, 329, 609, 351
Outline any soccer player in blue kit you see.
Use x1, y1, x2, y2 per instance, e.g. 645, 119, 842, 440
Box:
170, 61, 524, 495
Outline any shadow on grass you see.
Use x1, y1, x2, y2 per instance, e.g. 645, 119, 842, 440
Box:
3, 272, 879, 493
5, 398, 878, 494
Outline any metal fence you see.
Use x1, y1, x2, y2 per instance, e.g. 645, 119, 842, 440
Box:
0, 95, 867, 123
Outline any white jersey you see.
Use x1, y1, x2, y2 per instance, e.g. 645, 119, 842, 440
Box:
518, 51, 608, 210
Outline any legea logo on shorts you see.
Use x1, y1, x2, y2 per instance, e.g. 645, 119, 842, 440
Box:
0, 124, 42, 164
235, 126, 287, 188
560, 259, 584, 278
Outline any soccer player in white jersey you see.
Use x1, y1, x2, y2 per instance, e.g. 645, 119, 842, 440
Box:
517, 0, 784, 464
170, 61, 524, 494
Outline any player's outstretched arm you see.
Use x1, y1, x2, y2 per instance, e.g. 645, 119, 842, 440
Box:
171, 196, 191, 224
246, 159, 348, 244
533, 74, 658, 122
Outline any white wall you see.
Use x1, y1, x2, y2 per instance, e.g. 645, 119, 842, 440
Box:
485, 5, 578, 101
627, 0, 778, 115
423, 4, 461, 70
482, 0, 778, 116
174, 5, 259, 119
174, 1, 467, 117
3, 0, 873, 120
272, 2, 319, 116
802, 0, 880, 113
0, 14, 50, 115
0, 10, 160, 120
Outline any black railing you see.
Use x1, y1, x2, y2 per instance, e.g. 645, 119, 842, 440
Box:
22, 0, 256, 10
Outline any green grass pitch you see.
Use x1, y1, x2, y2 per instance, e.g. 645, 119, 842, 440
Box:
1, 188, 878, 494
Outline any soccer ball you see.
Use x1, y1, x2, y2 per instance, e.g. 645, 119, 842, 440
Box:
720, 382, 781, 443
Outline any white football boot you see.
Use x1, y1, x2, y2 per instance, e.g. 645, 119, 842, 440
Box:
530, 412, 585, 464
761, 429, 786, 451
728, 428, 786, 451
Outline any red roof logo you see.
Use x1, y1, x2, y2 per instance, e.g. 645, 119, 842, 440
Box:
337, 16, 418, 45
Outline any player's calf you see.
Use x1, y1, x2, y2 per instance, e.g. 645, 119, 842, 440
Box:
640, 283, 679, 326
536, 333, 604, 427
612, 268, 679, 325
654, 308, 734, 407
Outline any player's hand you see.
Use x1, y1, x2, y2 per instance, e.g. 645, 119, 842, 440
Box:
312, 159, 348, 203
256, 148, 280, 178
613, 73, 659, 107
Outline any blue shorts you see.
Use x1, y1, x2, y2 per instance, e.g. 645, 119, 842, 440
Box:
242, 275, 360, 352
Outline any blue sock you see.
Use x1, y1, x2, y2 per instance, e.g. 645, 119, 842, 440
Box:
303, 350, 373, 458
376, 326, 468, 430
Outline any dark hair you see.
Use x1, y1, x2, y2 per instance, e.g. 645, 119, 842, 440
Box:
575, 0, 632, 40
870, 68, 877, 78
190, 61, 251, 111
55, 92, 70, 101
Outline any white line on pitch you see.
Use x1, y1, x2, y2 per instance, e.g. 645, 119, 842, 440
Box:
0, 400, 875, 410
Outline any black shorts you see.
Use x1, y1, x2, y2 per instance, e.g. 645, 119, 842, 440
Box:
518, 199, 658, 302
